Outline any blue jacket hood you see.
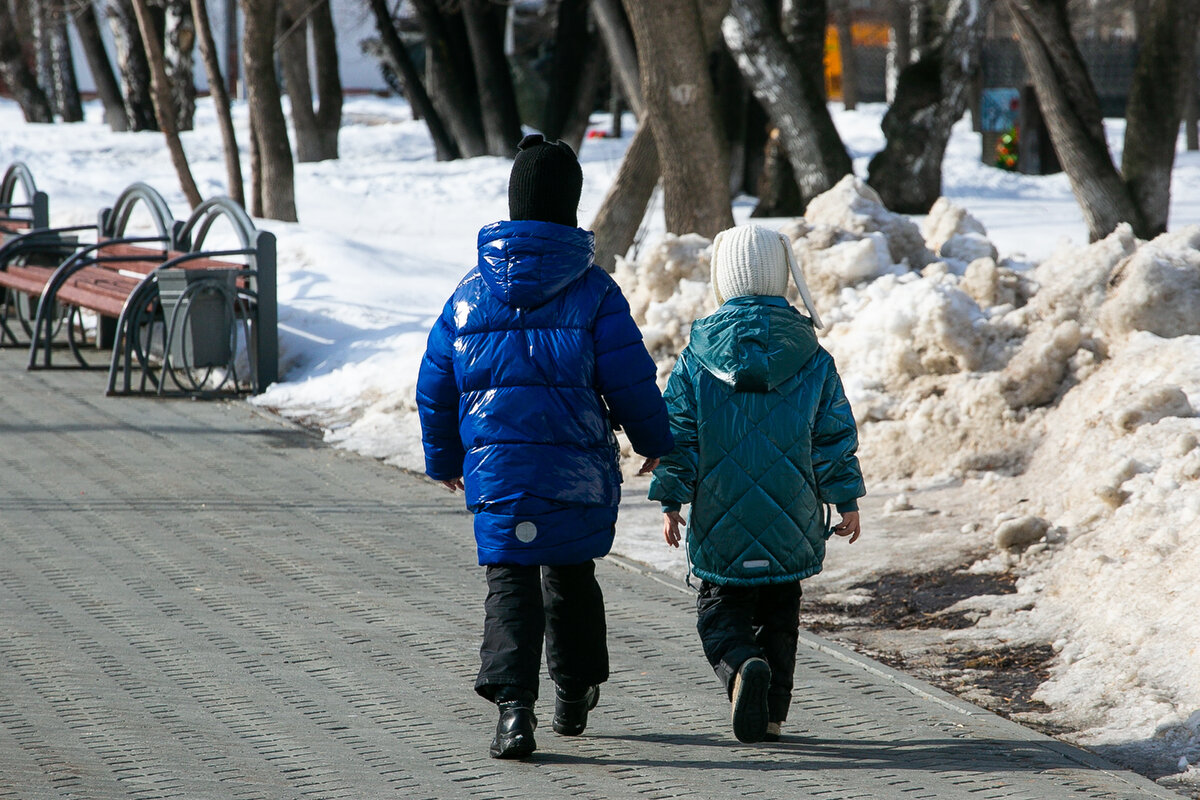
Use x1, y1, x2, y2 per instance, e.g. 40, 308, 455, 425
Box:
688, 296, 819, 393
477, 220, 596, 308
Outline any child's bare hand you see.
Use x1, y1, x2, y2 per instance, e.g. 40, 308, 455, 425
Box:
663, 511, 686, 548
637, 456, 660, 475
441, 477, 464, 492
832, 510, 861, 543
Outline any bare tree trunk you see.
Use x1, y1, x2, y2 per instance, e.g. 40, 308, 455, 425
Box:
886, 0, 912, 103
725, 0, 852, 207
242, 0, 297, 221
249, 114, 263, 217
47, 0, 84, 121
1120, 0, 1200, 236
624, 0, 732, 238
1186, 63, 1199, 151
278, 1, 318, 160
279, 0, 341, 162
366, 0, 459, 160
591, 0, 653, 266
544, 0, 591, 142
591, 124, 660, 271
191, 0, 244, 206
0, 1, 53, 122
559, 43, 605, 154
461, 0, 521, 155
753, 128, 804, 216
107, 0, 158, 130
130, 0, 203, 208
1006, 0, 1144, 240
868, 0, 994, 214
74, 0, 130, 130
309, 0, 341, 159
410, 0, 487, 157
591, 0, 642, 117
163, 0, 196, 131
832, 0, 857, 109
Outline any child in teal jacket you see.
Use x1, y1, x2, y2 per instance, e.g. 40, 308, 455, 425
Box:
649, 224, 865, 744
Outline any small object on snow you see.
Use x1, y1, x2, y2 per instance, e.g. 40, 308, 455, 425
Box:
1095, 485, 1129, 509
1110, 385, 1195, 433
1170, 433, 1198, 458
884, 493, 914, 513
993, 515, 1050, 553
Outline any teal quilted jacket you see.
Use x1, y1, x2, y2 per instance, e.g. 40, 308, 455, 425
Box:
648, 296, 865, 585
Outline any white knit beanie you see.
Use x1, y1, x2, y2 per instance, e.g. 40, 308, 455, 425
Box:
710, 224, 823, 328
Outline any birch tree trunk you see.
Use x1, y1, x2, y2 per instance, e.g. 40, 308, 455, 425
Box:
74, 0, 130, 130
47, 0, 84, 122
0, 0, 53, 122
163, 0, 196, 131
724, 0, 852, 207
107, 0, 158, 130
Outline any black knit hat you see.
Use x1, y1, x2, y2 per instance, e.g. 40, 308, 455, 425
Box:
508, 133, 583, 228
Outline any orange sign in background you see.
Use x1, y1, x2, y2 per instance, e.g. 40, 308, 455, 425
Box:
825, 22, 890, 100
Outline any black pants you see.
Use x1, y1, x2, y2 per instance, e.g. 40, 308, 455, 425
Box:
696, 580, 803, 723
475, 560, 609, 703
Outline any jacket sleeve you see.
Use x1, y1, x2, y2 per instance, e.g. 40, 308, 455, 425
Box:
647, 351, 698, 512
592, 281, 674, 458
415, 303, 465, 481
811, 351, 866, 511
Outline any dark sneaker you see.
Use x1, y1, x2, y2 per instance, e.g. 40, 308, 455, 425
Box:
762, 721, 782, 742
730, 657, 770, 743
552, 684, 599, 736
489, 699, 537, 759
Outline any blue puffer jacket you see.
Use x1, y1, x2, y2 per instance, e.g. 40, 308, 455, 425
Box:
416, 220, 673, 566
649, 296, 865, 585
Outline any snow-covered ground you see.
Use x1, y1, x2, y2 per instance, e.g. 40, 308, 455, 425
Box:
2, 97, 1198, 793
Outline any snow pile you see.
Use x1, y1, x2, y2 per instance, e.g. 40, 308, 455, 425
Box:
618, 177, 1200, 773
613, 233, 716, 382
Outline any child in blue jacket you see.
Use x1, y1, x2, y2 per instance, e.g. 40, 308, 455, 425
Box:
649, 224, 865, 744
416, 135, 673, 759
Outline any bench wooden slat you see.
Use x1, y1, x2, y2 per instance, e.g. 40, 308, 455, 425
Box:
0, 264, 54, 296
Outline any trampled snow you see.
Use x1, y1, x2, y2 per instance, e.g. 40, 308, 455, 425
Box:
2, 96, 1198, 790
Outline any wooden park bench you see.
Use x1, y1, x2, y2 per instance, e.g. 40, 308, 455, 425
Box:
1, 176, 277, 397
0, 162, 91, 345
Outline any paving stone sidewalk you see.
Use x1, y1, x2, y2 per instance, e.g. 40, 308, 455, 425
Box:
0, 349, 1177, 800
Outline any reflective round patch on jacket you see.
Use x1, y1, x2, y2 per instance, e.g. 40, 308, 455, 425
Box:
515, 521, 538, 543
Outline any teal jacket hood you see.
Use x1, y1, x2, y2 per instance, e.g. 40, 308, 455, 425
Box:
688, 296, 819, 392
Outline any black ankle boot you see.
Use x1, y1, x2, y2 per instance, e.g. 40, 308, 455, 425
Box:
490, 690, 537, 759
552, 684, 599, 736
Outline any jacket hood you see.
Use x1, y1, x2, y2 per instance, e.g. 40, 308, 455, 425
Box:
477, 220, 595, 308
688, 296, 818, 392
